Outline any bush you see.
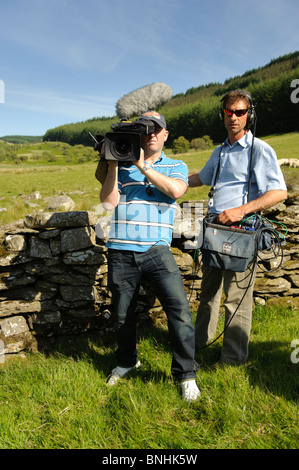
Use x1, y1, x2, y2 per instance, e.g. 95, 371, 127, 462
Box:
190, 135, 213, 150
172, 136, 190, 154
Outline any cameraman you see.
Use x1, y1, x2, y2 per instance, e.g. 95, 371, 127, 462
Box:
188, 90, 287, 365
100, 111, 200, 401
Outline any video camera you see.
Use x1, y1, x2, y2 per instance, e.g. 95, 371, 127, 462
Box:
90, 118, 155, 162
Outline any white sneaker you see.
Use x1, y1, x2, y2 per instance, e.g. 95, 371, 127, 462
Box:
180, 379, 200, 402
106, 360, 141, 386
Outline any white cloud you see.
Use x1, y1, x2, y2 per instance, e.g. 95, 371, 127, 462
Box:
5, 86, 116, 120
0, 0, 298, 136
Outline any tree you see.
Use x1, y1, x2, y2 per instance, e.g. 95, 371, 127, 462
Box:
172, 136, 190, 154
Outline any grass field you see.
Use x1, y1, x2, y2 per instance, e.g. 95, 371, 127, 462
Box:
0, 132, 298, 450
0, 304, 298, 449
0, 132, 298, 226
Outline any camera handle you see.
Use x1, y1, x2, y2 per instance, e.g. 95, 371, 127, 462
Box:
89, 132, 109, 184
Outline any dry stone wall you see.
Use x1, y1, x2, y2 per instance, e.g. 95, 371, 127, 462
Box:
0, 195, 298, 357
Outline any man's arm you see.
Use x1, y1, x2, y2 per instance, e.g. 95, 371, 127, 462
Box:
188, 172, 204, 188
140, 167, 188, 199
217, 189, 288, 225
134, 150, 188, 199
100, 161, 120, 210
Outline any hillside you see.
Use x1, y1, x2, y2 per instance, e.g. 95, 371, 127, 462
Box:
4, 51, 299, 147
44, 51, 299, 147
0, 136, 42, 144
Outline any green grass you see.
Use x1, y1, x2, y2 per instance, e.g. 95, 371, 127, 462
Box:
0, 304, 298, 449
261, 132, 299, 160
0, 132, 298, 449
0, 164, 102, 225
1, 132, 297, 226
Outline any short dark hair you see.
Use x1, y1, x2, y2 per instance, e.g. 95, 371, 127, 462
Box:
222, 90, 252, 108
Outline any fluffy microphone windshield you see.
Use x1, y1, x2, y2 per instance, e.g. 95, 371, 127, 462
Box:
116, 82, 173, 119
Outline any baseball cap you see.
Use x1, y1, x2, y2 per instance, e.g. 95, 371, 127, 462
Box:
138, 111, 167, 129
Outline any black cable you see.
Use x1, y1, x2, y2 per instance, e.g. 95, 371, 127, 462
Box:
197, 259, 256, 350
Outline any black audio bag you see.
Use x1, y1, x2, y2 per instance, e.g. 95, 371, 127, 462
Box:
201, 214, 276, 272
201, 216, 257, 272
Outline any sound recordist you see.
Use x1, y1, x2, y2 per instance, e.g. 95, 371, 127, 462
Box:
188, 90, 287, 366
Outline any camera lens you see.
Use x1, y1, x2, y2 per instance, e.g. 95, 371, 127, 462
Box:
105, 132, 140, 161
114, 137, 132, 157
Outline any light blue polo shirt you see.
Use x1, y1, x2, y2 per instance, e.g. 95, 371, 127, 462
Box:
199, 131, 287, 214
106, 152, 188, 251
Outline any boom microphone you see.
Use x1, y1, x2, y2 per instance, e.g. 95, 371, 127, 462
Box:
116, 82, 173, 119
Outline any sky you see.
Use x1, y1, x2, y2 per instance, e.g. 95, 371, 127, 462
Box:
0, 0, 298, 137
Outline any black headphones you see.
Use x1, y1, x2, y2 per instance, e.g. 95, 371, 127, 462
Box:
219, 90, 256, 128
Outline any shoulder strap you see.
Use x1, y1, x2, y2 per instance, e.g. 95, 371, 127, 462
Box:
247, 121, 257, 201
208, 144, 224, 201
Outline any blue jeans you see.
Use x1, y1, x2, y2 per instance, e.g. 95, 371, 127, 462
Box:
107, 246, 199, 381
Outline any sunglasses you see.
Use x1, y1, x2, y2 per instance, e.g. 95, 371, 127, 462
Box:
223, 108, 249, 117
145, 179, 154, 197
152, 124, 163, 134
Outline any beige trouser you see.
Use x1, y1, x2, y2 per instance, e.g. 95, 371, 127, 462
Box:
195, 263, 257, 364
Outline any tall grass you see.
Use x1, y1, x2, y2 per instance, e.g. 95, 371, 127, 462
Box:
0, 305, 297, 449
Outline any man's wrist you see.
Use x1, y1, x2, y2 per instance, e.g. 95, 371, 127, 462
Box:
141, 161, 152, 173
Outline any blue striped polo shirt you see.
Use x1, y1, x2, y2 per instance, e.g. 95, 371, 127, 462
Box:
106, 152, 188, 252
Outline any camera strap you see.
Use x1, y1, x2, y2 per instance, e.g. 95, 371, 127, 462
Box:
207, 144, 224, 210
95, 157, 109, 184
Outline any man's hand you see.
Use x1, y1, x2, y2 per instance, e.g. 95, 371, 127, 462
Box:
216, 189, 288, 225
133, 148, 145, 171
216, 207, 246, 225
